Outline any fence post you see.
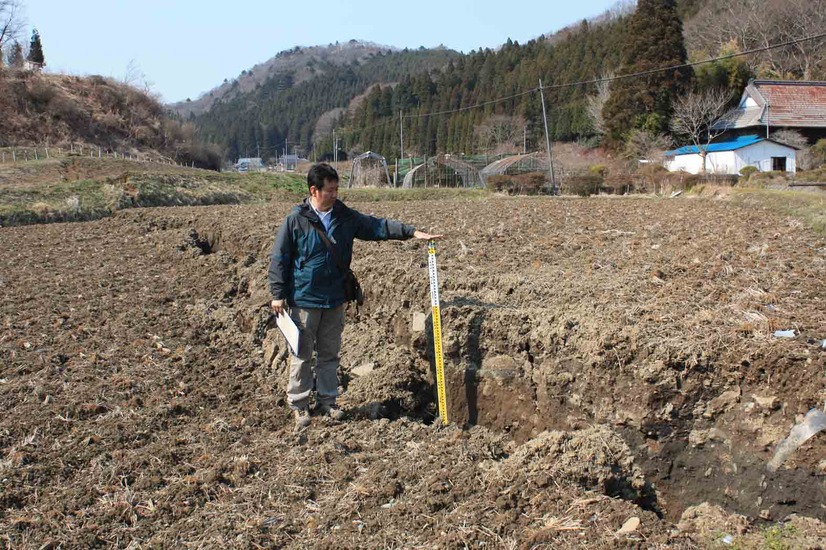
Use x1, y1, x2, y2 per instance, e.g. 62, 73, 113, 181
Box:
98, 147, 101, 158
35, 149, 39, 160
13, 151, 16, 162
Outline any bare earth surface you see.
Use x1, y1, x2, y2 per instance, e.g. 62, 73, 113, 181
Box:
1, 195, 825, 548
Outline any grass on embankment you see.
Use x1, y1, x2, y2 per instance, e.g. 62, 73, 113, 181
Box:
0, 157, 307, 226
683, 182, 825, 235
0, 157, 494, 226
730, 188, 826, 235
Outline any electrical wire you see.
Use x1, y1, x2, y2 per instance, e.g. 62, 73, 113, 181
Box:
401, 31, 826, 120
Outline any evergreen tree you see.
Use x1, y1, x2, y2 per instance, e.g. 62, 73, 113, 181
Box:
27, 28, 44, 65
7, 40, 23, 68
602, 0, 692, 148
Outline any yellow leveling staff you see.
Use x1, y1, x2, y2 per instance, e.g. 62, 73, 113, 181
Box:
428, 239, 448, 426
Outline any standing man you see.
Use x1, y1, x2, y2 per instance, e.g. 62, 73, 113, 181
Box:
269, 163, 441, 429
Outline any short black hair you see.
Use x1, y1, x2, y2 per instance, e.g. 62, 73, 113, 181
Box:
307, 163, 339, 191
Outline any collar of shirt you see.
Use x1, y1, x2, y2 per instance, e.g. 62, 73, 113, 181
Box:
311, 201, 333, 232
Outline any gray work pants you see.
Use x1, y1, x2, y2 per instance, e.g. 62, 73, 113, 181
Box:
286, 305, 345, 410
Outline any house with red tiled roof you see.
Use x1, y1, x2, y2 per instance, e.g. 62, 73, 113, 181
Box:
712, 80, 826, 143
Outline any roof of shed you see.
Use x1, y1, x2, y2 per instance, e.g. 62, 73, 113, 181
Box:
665, 135, 796, 156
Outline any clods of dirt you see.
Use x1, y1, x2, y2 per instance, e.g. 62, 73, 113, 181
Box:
1, 196, 825, 547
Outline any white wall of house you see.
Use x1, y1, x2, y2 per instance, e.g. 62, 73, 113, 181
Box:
665, 153, 704, 173
665, 142, 796, 175
734, 141, 796, 174
707, 151, 737, 174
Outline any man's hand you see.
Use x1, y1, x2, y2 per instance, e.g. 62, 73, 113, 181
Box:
271, 299, 286, 316
413, 230, 443, 240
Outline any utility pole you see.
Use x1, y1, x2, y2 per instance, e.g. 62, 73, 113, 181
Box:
539, 79, 557, 195
399, 110, 404, 164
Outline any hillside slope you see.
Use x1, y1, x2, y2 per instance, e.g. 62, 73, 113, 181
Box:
0, 70, 222, 169
187, 42, 462, 161
169, 40, 424, 119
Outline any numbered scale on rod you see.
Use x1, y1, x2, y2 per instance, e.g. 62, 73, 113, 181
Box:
427, 239, 449, 426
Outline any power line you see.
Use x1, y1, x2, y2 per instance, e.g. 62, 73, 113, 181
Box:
400, 31, 826, 121
313, 31, 826, 154
404, 89, 536, 119
544, 31, 826, 90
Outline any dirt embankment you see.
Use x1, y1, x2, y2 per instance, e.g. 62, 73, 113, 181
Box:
1, 196, 824, 548
0, 158, 306, 227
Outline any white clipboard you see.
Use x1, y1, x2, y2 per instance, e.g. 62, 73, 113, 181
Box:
275, 310, 300, 355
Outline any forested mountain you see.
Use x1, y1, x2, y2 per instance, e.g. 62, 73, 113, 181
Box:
168, 41, 456, 119
191, 22, 626, 162
187, 0, 826, 163
345, 21, 627, 159
187, 43, 462, 162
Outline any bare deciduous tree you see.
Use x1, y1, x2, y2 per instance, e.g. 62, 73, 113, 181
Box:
475, 114, 525, 155
670, 88, 732, 173
622, 129, 673, 164
586, 72, 614, 137
122, 59, 155, 94
771, 0, 826, 80
685, 0, 826, 79
0, 0, 24, 63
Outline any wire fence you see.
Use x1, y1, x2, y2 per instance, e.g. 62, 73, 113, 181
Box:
0, 144, 197, 168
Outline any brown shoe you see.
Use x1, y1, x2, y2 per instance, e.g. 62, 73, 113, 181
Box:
294, 407, 311, 429
317, 403, 345, 421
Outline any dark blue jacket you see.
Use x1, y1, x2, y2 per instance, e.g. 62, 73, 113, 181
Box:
269, 199, 416, 308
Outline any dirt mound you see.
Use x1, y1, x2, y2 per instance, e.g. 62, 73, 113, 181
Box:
489, 426, 652, 506
1, 195, 824, 547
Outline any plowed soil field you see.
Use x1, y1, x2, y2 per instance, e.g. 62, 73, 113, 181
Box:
1, 195, 825, 548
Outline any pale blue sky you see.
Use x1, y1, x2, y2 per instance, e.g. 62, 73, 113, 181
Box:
25, 0, 622, 103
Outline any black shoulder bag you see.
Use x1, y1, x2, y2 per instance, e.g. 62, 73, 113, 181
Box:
309, 223, 365, 306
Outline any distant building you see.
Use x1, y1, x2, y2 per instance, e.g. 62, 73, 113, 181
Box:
22, 60, 44, 72
235, 157, 263, 172
281, 154, 299, 171
712, 80, 826, 143
664, 135, 797, 175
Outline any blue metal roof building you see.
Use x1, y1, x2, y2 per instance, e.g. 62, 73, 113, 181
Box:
665, 135, 773, 156
664, 135, 797, 175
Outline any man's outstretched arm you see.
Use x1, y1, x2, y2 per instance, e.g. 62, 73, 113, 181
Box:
354, 211, 442, 241
413, 230, 443, 240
